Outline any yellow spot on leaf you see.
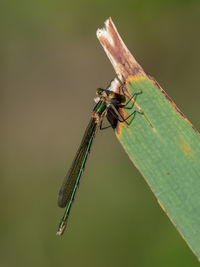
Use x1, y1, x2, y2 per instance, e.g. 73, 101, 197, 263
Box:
181, 142, 192, 156
126, 75, 146, 84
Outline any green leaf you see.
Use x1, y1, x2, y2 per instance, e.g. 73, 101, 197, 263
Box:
116, 75, 200, 259
97, 17, 200, 260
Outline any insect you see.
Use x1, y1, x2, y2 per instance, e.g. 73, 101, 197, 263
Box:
56, 79, 140, 235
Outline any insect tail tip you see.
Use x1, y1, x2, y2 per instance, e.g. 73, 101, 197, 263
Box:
56, 223, 66, 236
56, 231, 62, 236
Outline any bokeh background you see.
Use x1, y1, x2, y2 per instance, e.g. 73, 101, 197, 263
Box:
1, 0, 200, 266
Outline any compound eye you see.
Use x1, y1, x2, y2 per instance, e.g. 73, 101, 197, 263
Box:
96, 88, 103, 95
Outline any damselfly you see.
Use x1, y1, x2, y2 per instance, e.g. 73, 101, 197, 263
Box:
57, 79, 137, 235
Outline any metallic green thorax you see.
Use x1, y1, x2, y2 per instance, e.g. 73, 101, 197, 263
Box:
57, 86, 125, 236
95, 100, 107, 115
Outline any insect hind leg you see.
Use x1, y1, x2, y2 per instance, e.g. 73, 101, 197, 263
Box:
118, 110, 143, 126
116, 77, 143, 110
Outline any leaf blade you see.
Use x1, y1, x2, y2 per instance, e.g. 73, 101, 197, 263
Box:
116, 75, 200, 258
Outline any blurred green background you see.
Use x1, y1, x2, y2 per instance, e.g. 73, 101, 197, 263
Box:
1, 0, 200, 266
